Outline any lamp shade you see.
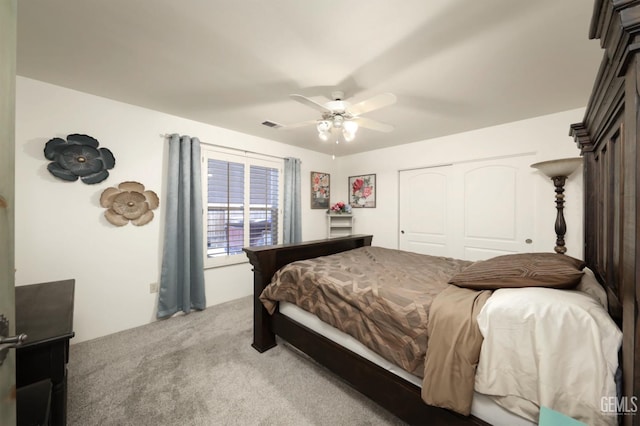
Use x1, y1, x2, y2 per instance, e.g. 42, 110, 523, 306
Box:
530, 157, 583, 178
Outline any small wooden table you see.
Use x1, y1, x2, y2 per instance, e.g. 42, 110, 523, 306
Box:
16, 279, 75, 426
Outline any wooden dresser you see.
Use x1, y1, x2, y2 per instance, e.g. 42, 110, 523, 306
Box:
16, 279, 75, 426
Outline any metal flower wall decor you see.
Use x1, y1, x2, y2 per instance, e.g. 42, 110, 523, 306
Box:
100, 181, 159, 226
44, 134, 116, 184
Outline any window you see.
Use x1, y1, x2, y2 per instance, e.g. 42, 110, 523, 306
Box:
202, 148, 282, 267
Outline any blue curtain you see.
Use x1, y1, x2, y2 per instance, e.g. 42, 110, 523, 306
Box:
283, 157, 302, 243
157, 134, 206, 318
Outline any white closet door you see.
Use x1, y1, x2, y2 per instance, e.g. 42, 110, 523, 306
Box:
398, 155, 535, 260
455, 155, 535, 261
398, 165, 455, 257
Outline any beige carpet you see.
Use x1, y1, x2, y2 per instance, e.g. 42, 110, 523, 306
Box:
67, 296, 405, 425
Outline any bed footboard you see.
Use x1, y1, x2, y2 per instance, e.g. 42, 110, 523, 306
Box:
243, 234, 373, 352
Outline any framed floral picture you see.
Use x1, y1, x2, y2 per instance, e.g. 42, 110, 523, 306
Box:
349, 174, 376, 208
310, 171, 330, 209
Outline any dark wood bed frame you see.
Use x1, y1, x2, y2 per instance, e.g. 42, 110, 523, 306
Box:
569, 1, 640, 425
245, 1, 640, 424
244, 235, 487, 425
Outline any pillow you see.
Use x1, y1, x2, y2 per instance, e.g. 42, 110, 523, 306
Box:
475, 286, 622, 424
448, 252, 585, 290
576, 267, 608, 310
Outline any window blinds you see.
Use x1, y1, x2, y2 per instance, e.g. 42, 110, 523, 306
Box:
206, 158, 279, 258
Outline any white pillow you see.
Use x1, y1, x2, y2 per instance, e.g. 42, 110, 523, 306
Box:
475, 287, 621, 425
575, 266, 608, 310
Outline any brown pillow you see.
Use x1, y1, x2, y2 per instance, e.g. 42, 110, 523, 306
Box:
448, 253, 586, 290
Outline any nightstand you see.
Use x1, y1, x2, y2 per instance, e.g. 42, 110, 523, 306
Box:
16, 279, 75, 426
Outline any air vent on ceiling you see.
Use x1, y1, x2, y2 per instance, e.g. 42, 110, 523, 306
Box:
261, 120, 282, 128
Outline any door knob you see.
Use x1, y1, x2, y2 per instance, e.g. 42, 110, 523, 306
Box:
0, 334, 27, 347
0, 314, 28, 366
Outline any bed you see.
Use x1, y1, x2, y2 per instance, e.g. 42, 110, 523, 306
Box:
245, 235, 485, 425
245, 239, 620, 425
244, 1, 640, 424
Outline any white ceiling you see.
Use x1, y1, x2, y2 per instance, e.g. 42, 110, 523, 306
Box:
16, 0, 602, 156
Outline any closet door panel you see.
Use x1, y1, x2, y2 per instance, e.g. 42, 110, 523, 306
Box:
398, 166, 454, 257
457, 157, 534, 260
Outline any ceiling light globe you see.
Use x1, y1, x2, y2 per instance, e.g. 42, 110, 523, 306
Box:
316, 120, 331, 133
318, 131, 330, 142
343, 131, 355, 142
343, 120, 358, 134
333, 115, 344, 129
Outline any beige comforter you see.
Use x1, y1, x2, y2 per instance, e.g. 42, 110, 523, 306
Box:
260, 246, 487, 414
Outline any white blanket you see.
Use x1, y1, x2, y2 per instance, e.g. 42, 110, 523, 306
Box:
475, 287, 622, 426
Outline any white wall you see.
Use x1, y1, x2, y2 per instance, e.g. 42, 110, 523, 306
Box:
15, 77, 334, 343
334, 109, 585, 258
15, 76, 586, 344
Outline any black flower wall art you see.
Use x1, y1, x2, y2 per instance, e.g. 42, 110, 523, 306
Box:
100, 181, 159, 226
44, 134, 116, 184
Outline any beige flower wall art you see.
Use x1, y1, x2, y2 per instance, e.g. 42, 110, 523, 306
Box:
100, 181, 159, 226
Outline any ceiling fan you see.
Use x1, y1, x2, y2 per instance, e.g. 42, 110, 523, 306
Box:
263, 91, 397, 142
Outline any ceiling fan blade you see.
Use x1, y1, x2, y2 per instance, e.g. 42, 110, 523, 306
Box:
290, 94, 332, 114
262, 119, 317, 130
348, 93, 397, 116
280, 120, 318, 130
355, 117, 394, 133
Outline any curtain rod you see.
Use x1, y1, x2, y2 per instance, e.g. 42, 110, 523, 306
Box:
160, 133, 287, 161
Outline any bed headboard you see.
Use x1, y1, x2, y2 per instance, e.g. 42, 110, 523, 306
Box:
570, 1, 639, 423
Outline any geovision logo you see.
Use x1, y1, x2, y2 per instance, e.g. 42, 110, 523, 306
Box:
601, 397, 638, 415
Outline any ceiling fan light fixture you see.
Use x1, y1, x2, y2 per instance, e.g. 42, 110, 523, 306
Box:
343, 130, 355, 142
343, 120, 358, 134
282, 91, 396, 145
342, 120, 358, 142
316, 120, 331, 133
